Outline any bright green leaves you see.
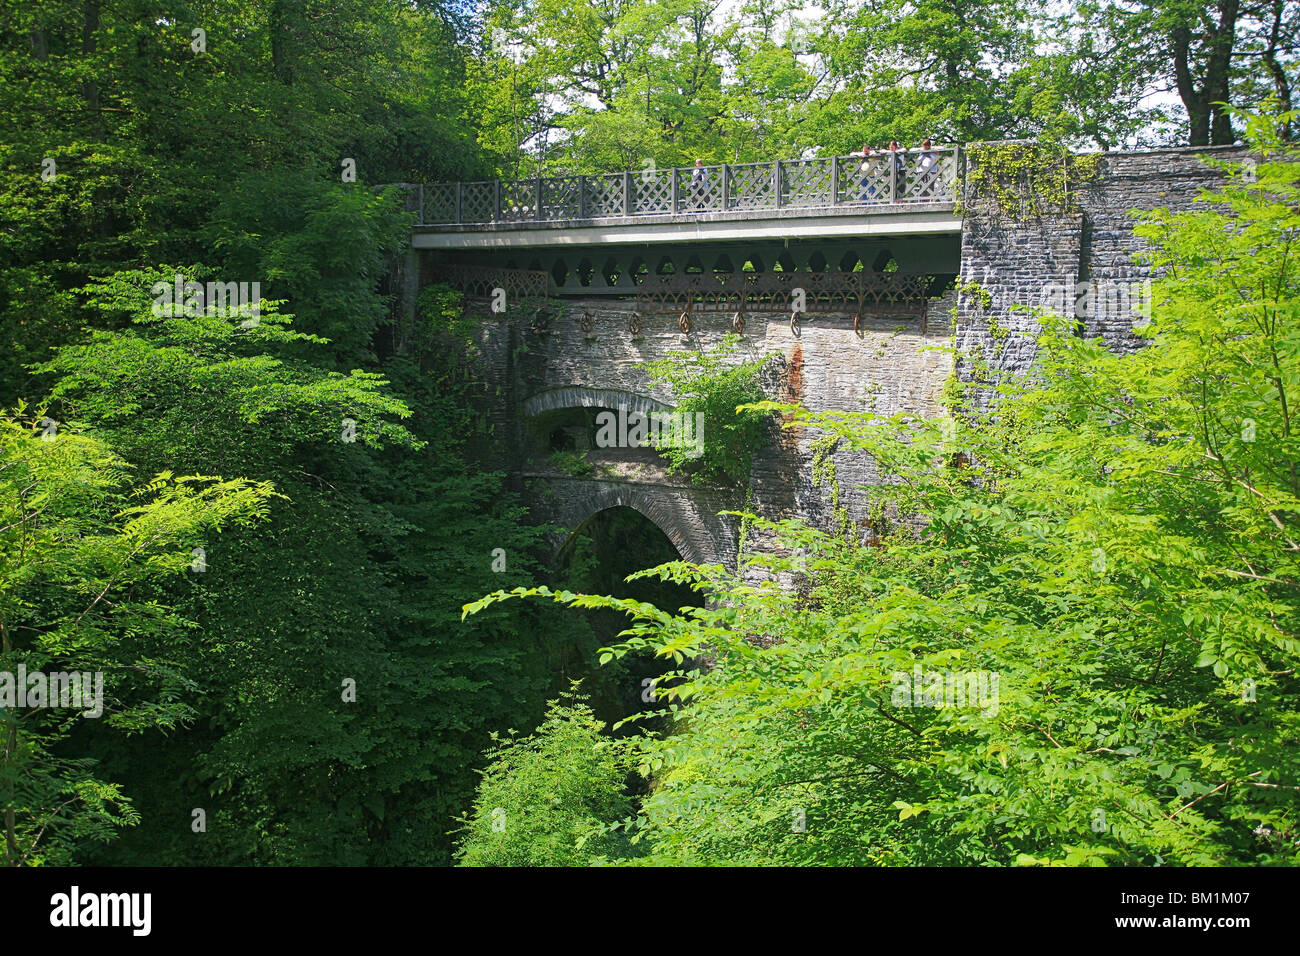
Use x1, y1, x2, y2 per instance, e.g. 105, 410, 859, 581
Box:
637, 333, 774, 487
0, 411, 276, 865
454, 690, 640, 867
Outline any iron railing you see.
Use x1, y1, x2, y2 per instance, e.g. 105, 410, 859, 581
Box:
417, 148, 961, 226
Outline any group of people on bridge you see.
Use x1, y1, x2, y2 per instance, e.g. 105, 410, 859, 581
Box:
847, 139, 941, 201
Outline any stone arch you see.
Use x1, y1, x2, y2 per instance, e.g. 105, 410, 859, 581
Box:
522, 387, 672, 421
567, 486, 707, 565
534, 477, 738, 569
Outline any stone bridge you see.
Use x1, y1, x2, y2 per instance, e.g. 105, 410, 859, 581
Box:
394, 143, 1246, 573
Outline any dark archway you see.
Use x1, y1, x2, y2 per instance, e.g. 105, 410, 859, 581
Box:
553, 506, 695, 730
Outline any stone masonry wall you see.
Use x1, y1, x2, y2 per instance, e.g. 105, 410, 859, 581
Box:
954, 144, 1247, 408
464, 295, 954, 573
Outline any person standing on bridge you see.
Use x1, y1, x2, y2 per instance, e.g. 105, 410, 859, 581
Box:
887, 140, 906, 199
848, 144, 878, 202
915, 138, 937, 197
690, 159, 710, 209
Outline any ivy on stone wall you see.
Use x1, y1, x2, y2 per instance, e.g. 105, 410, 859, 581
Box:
810, 435, 856, 540
958, 142, 1102, 219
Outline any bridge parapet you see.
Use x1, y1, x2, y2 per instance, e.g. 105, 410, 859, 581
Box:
417, 148, 962, 227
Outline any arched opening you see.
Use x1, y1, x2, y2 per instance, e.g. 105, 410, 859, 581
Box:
523, 391, 678, 474
553, 507, 694, 730
525, 406, 598, 475
872, 249, 898, 273
602, 258, 623, 286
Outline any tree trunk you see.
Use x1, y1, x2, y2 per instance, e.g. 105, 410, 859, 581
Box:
81, 1, 104, 140
1205, 0, 1240, 145
1172, 26, 1210, 146
1262, 0, 1293, 139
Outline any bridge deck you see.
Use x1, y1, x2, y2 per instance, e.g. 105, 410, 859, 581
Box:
414, 202, 958, 249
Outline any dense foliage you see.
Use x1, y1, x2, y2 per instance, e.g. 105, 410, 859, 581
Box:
1, 0, 596, 866
470, 0, 1298, 176
454, 690, 638, 866
638, 334, 772, 487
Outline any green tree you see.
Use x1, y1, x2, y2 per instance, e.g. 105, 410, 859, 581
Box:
638, 333, 772, 487
455, 690, 639, 867
35, 269, 596, 866
0, 411, 275, 865
1077, 0, 1300, 145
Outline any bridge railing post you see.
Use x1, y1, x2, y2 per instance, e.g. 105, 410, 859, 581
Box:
672, 168, 680, 214
418, 183, 425, 224
455, 182, 463, 223
535, 177, 543, 221
775, 161, 784, 208
831, 157, 839, 206
889, 157, 897, 203
623, 171, 633, 216
578, 175, 587, 218
722, 164, 730, 211
493, 181, 501, 222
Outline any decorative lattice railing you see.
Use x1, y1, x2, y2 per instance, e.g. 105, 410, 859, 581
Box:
417, 148, 961, 225
434, 264, 550, 300
432, 264, 940, 333
634, 270, 932, 315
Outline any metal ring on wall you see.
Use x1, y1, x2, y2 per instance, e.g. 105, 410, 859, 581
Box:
678, 310, 691, 334
790, 309, 802, 336
627, 312, 641, 336
732, 311, 746, 334
853, 313, 863, 337
579, 310, 594, 334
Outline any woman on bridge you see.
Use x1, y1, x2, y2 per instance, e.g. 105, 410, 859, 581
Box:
849, 144, 878, 202
915, 139, 937, 198
689, 159, 710, 209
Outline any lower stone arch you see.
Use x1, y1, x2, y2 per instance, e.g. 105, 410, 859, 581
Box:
530, 477, 739, 570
